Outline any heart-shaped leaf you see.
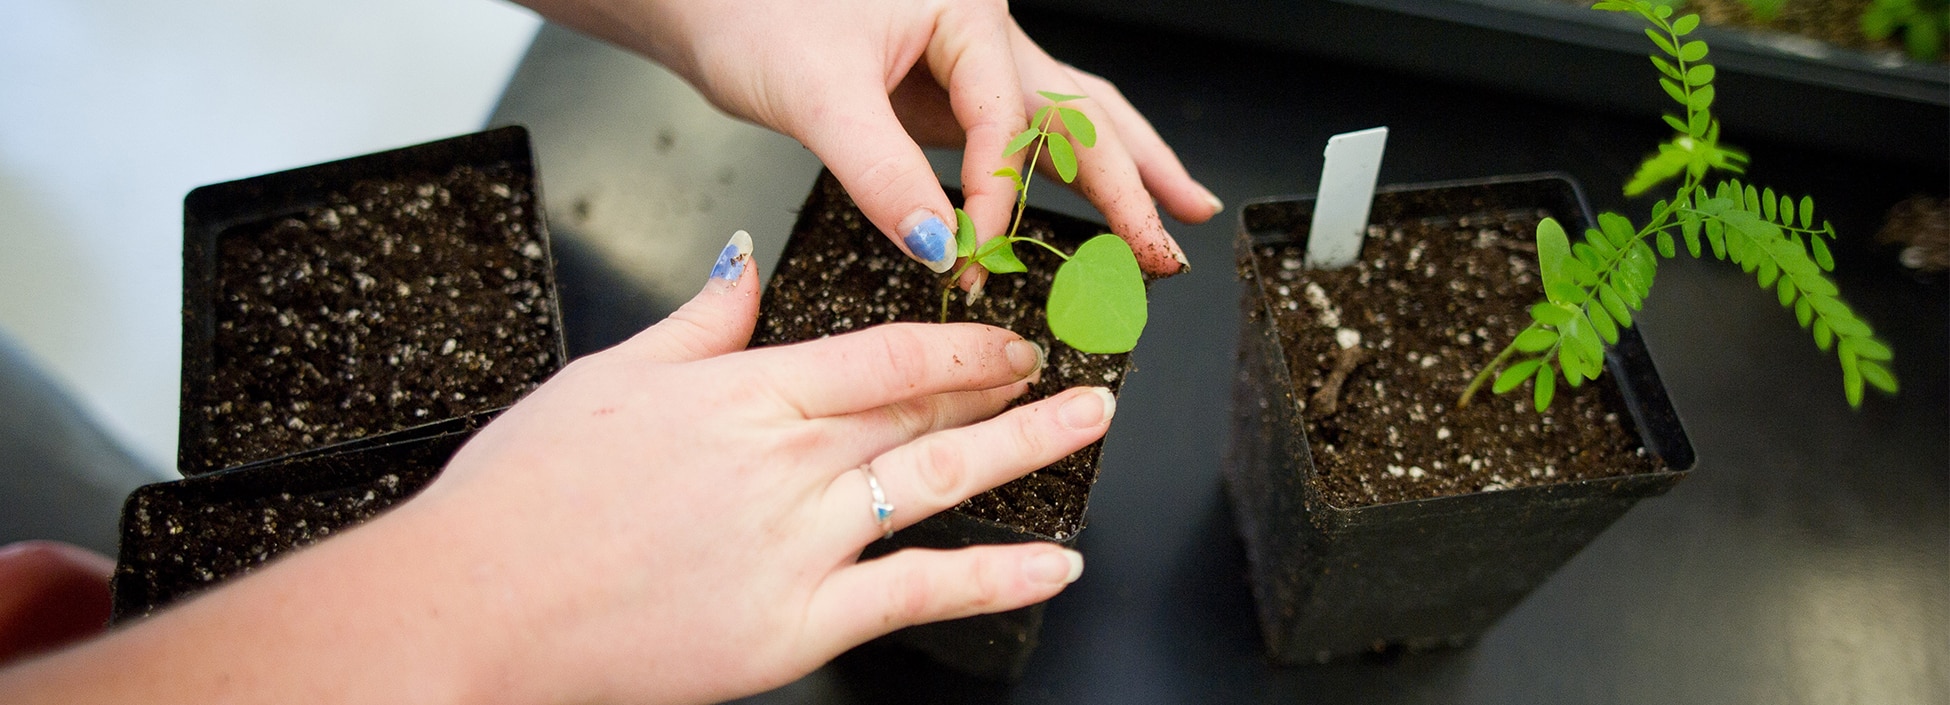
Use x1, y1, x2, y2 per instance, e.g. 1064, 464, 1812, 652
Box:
1048, 234, 1146, 353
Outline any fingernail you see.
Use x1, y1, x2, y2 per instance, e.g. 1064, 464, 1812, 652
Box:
1202, 186, 1225, 215
1059, 386, 1115, 429
901, 212, 956, 273
1006, 339, 1044, 379
708, 230, 754, 283
1026, 548, 1084, 585
963, 268, 989, 305
1172, 247, 1192, 274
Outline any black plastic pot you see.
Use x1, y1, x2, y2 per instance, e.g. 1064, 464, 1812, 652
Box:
1225, 175, 1697, 662
113, 127, 565, 621
111, 410, 496, 623
1018, 0, 1947, 167
752, 171, 1132, 681
177, 125, 566, 475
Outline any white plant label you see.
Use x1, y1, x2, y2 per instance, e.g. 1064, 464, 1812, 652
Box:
1307, 126, 1389, 269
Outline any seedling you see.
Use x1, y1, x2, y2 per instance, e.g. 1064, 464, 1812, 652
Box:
1461, 0, 1897, 411
939, 91, 1148, 355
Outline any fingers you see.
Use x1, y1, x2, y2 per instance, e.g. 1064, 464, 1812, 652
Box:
793, 83, 961, 274
802, 543, 1082, 653
747, 322, 1043, 419
621, 231, 760, 363
1064, 67, 1223, 225
0, 541, 114, 663
818, 386, 1115, 545
808, 379, 1031, 468
924, 1, 1028, 286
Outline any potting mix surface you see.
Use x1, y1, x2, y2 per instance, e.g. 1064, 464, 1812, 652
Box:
192, 164, 559, 471
1255, 203, 1663, 508
751, 175, 1129, 539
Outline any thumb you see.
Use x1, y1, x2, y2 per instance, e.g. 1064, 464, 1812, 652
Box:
795, 86, 960, 275
624, 230, 761, 363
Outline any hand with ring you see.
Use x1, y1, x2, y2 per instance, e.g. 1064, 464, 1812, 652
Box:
0, 233, 1112, 704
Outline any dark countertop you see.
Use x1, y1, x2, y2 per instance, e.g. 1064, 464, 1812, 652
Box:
489, 10, 1947, 704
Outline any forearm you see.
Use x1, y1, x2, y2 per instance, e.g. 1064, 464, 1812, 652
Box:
0, 500, 513, 705
509, 0, 697, 78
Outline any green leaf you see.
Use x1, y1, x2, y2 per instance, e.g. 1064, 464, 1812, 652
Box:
1799, 196, 1815, 229
1811, 236, 1835, 271
1587, 301, 1621, 344
1659, 78, 1688, 105
1536, 218, 1574, 293
1047, 132, 1079, 183
1599, 212, 1636, 247
1744, 184, 1761, 212
1813, 317, 1834, 350
1757, 257, 1780, 288
1037, 90, 1086, 103
1534, 364, 1558, 412
1680, 214, 1703, 256
1532, 301, 1576, 326
1030, 105, 1054, 132
1003, 128, 1039, 158
1656, 231, 1677, 258
1647, 28, 1679, 55
1762, 187, 1778, 221
1654, 4, 1673, 18
1514, 327, 1559, 353
1779, 193, 1795, 226
954, 208, 978, 259
1494, 358, 1543, 394
1574, 241, 1606, 269
1811, 297, 1872, 336
1625, 144, 1688, 195
1564, 313, 1606, 373
1686, 63, 1716, 86
1662, 114, 1689, 132
1688, 110, 1710, 138
1600, 284, 1634, 326
1651, 56, 1683, 79
1687, 84, 1716, 111
1777, 276, 1796, 307
1840, 344, 1863, 408
1678, 39, 1709, 62
974, 237, 1027, 274
1852, 336, 1894, 361
1795, 296, 1814, 327
1706, 218, 1728, 259
1047, 234, 1146, 353
1859, 359, 1898, 394
1673, 13, 1701, 34
1056, 107, 1097, 149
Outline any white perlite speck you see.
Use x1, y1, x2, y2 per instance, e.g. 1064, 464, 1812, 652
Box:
1336, 328, 1362, 349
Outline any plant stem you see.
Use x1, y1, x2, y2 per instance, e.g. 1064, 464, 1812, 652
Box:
1459, 334, 1526, 407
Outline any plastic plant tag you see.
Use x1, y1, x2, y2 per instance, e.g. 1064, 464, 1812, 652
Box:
1306, 126, 1389, 269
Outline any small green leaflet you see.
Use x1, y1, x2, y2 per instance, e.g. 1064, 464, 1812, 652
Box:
954, 208, 977, 259
1048, 235, 1146, 353
973, 235, 1026, 274
1037, 90, 1086, 103
1047, 133, 1080, 183
1057, 107, 1097, 148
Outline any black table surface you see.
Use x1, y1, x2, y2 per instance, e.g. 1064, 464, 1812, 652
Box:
489, 10, 1948, 704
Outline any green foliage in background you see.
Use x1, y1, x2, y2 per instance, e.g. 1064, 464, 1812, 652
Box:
1461, 0, 1897, 411
1861, 0, 1949, 61
940, 91, 1147, 354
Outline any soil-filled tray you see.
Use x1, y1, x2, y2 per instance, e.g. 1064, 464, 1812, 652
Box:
111, 410, 495, 622
177, 126, 565, 475
1227, 175, 1695, 662
751, 170, 1134, 680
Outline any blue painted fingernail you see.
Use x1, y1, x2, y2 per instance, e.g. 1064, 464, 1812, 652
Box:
902, 214, 955, 273
709, 230, 754, 282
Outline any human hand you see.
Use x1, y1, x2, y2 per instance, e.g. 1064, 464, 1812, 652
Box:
519, 0, 1221, 282
390, 233, 1111, 703
0, 542, 113, 666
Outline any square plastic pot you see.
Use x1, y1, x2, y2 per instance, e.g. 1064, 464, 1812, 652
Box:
1225, 174, 1697, 662
177, 125, 566, 476
752, 171, 1133, 681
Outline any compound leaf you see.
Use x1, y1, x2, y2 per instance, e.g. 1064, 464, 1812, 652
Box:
1047, 234, 1146, 353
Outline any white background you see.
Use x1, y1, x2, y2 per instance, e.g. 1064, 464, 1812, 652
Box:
0, 0, 544, 476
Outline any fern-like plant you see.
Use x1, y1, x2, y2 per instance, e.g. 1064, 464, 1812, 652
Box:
1460, 0, 1898, 411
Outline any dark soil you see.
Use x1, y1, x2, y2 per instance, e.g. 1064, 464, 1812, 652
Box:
112, 427, 467, 621
186, 164, 560, 472
1249, 201, 1663, 509
752, 172, 1130, 539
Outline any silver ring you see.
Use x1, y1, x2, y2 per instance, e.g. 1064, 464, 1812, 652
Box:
861, 464, 895, 540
